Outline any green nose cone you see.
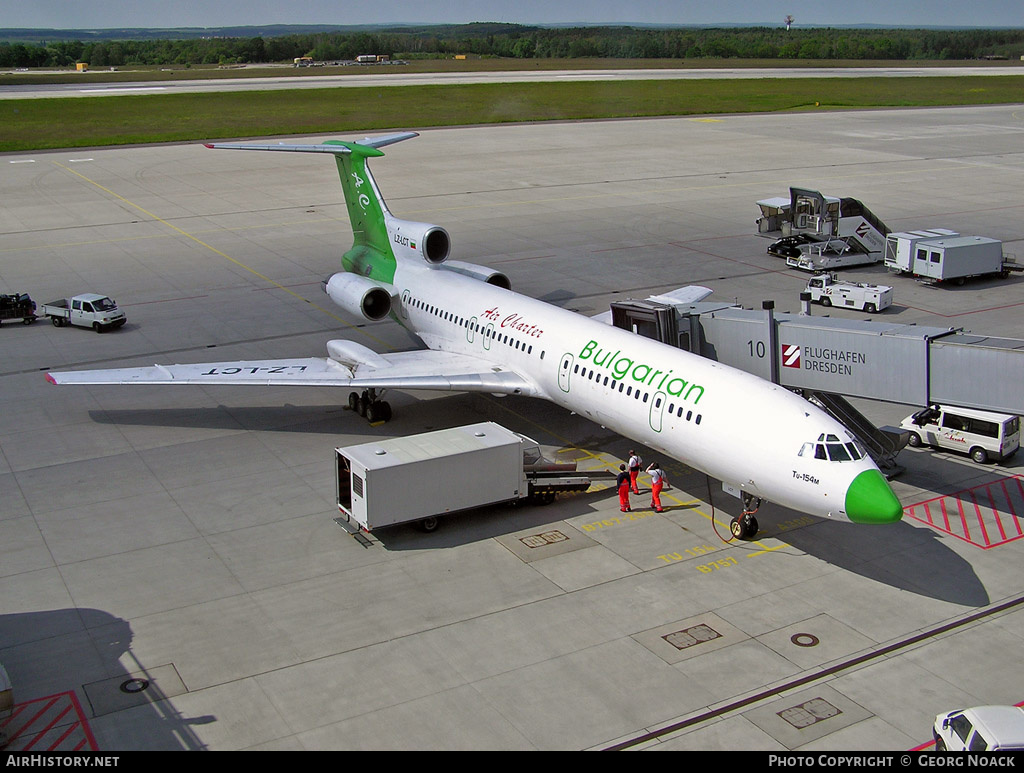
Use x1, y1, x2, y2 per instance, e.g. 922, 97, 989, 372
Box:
845, 469, 903, 524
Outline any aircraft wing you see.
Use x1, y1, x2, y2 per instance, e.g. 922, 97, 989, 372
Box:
46, 348, 540, 397
591, 284, 714, 323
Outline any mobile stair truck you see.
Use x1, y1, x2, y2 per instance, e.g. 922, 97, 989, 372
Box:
805, 273, 893, 313
758, 187, 891, 271
335, 422, 594, 532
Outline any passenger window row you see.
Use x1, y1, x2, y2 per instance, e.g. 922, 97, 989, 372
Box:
571, 363, 703, 425
407, 296, 540, 358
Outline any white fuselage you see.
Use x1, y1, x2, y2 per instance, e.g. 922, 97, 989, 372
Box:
392, 260, 877, 520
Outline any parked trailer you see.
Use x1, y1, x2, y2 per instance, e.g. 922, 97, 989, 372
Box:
885, 233, 1020, 284
40, 293, 126, 332
883, 229, 959, 274
335, 422, 592, 532
0, 293, 36, 326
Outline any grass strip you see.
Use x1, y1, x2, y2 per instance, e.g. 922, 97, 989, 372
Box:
3, 75, 1023, 152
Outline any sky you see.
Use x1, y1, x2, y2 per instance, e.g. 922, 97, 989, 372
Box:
1, 0, 1022, 30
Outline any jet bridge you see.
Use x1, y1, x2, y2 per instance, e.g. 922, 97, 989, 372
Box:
610, 296, 1024, 473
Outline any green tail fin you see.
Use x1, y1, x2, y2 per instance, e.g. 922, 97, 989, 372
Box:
324, 141, 396, 282
206, 133, 421, 286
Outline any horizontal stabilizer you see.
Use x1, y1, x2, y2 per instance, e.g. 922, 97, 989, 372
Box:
205, 132, 419, 156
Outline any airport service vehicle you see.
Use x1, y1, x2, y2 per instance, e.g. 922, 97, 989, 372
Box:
335, 422, 591, 532
0, 293, 36, 326
805, 274, 892, 313
767, 233, 816, 259
785, 241, 882, 272
933, 706, 1024, 752
900, 404, 1020, 464
47, 132, 904, 539
40, 294, 126, 332
884, 232, 1020, 285
758, 187, 889, 259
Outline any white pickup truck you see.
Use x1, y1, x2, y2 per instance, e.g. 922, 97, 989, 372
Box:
805, 273, 892, 313
39, 294, 126, 332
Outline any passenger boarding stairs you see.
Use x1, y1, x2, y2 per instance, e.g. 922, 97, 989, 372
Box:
803, 391, 908, 479
759, 187, 891, 256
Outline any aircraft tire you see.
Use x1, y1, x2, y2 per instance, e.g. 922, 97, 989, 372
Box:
366, 400, 391, 423
348, 392, 359, 411
730, 515, 759, 540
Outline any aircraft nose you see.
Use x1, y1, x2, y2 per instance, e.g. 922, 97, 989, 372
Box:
845, 469, 903, 524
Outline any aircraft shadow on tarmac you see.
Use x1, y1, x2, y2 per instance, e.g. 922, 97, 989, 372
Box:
369, 477, 990, 608
89, 405, 353, 433
86, 403, 990, 608
0, 608, 211, 751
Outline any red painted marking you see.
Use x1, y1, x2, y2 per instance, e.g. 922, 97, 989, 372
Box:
1, 691, 97, 752
905, 474, 1024, 549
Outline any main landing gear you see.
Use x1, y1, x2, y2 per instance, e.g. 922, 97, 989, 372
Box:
729, 494, 762, 540
348, 389, 392, 424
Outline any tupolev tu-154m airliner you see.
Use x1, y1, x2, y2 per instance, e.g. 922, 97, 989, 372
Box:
46, 132, 903, 538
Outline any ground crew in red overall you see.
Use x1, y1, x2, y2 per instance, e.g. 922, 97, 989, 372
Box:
647, 461, 667, 513
628, 450, 642, 494
616, 463, 631, 512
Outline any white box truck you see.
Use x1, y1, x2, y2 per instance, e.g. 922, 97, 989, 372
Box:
335, 422, 592, 532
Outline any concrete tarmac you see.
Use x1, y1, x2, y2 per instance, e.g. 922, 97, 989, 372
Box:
1, 105, 1024, 751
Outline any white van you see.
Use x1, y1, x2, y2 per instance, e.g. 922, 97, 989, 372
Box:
934, 705, 1024, 751
901, 404, 1020, 464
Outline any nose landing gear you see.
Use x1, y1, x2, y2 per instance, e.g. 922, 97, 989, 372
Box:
729, 494, 761, 540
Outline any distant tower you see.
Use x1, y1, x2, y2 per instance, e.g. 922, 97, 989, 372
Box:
785, 15, 794, 31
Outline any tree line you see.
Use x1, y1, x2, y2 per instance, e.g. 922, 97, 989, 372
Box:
2, 25, 1023, 68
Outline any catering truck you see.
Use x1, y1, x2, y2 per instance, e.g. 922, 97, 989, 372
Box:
39, 293, 126, 332
804, 273, 893, 313
335, 422, 593, 532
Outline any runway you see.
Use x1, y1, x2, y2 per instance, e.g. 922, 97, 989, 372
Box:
2, 105, 1024, 750
2, 64, 1022, 99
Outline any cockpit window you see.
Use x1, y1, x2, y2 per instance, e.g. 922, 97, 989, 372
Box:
826, 443, 851, 462
805, 433, 865, 462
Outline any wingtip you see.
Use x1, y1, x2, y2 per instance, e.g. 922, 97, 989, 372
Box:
203, 143, 214, 149
45, 373, 57, 385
